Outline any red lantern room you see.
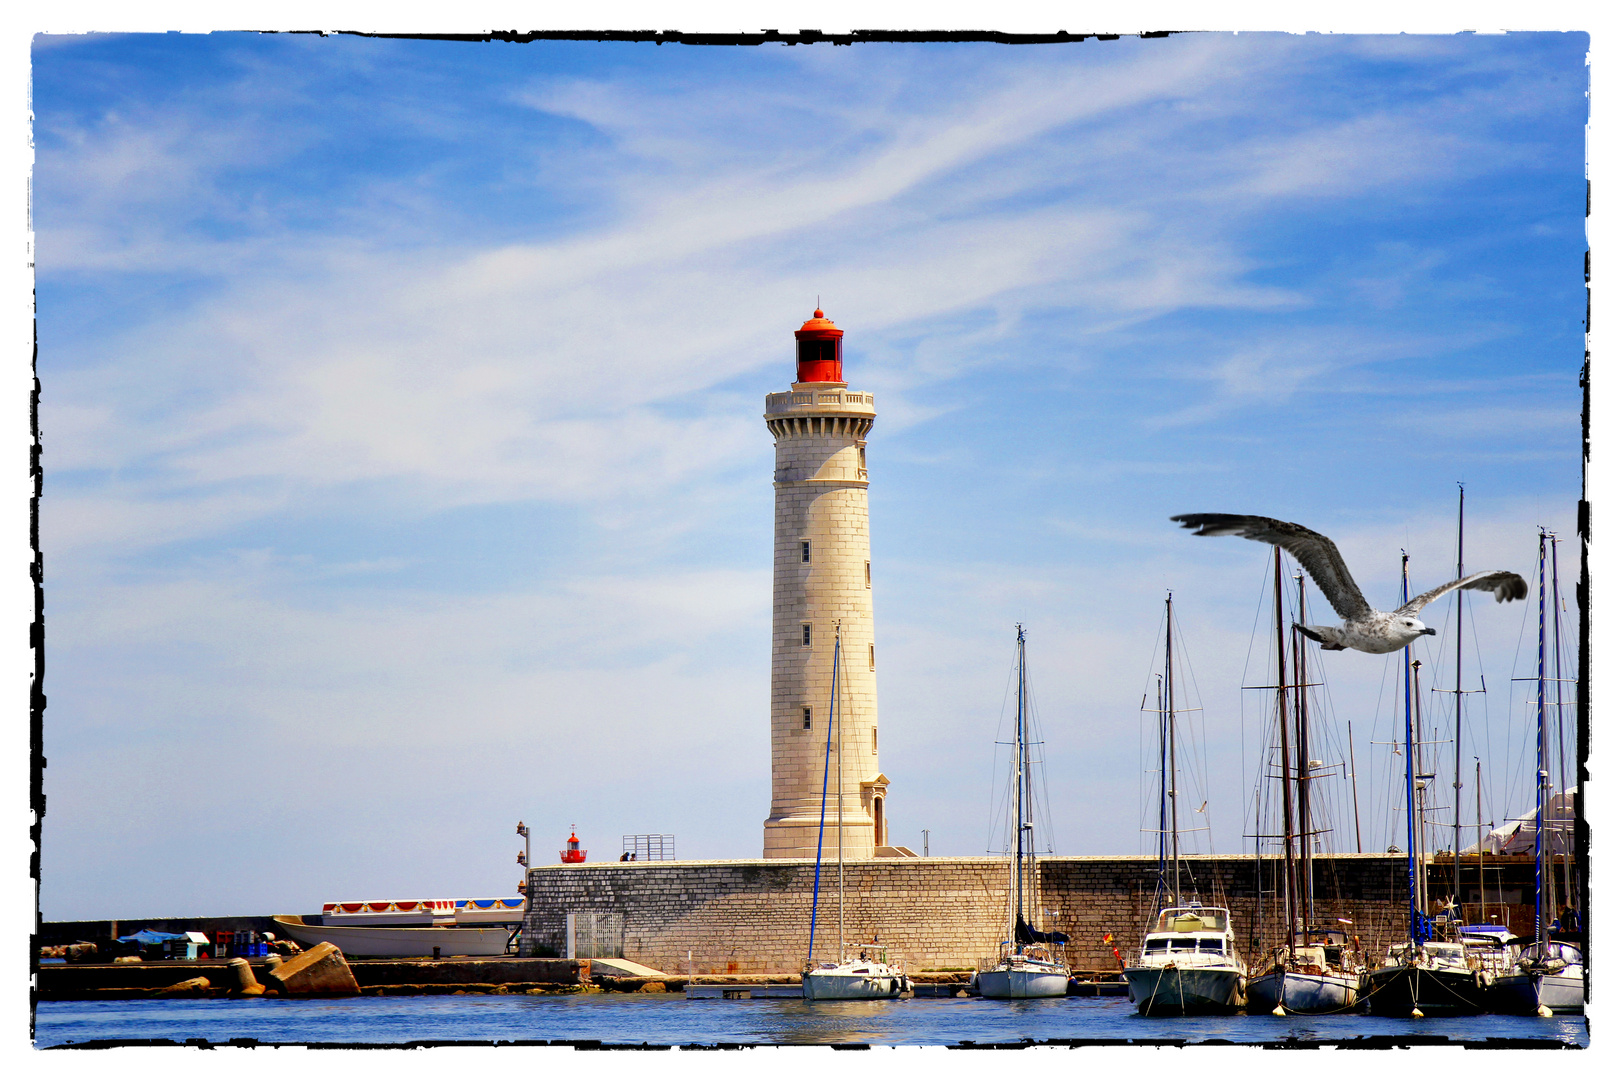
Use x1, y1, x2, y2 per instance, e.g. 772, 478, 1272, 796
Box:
794, 308, 844, 384
560, 826, 587, 864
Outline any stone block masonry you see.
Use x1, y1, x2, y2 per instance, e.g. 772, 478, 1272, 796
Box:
525, 858, 1011, 973
763, 373, 886, 859
523, 854, 1436, 974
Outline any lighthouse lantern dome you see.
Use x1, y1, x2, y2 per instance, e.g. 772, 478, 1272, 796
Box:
794, 308, 844, 384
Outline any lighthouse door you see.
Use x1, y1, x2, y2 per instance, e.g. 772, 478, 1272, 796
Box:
873, 796, 884, 848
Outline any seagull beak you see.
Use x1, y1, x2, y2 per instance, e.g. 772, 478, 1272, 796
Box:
1423, 628, 1437, 636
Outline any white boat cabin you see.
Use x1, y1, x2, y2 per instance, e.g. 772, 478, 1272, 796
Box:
1139, 907, 1238, 962
1457, 924, 1517, 976
1383, 940, 1472, 972
1517, 940, 1581, 970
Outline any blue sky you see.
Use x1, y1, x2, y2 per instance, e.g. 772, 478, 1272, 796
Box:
32, 31, 1587, 919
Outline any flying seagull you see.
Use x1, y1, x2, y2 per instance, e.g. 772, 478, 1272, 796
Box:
1170, 513, 1528, 654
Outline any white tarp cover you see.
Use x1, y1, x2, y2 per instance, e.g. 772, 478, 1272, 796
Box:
1461, 789, 1576, 855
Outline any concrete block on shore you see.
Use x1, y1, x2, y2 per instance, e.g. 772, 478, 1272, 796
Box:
227, 957, 264, 996
264, 942, 361, 996
152, 977, 211, 996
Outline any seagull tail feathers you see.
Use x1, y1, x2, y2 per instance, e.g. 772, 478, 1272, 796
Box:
1297, 624, 1345, 651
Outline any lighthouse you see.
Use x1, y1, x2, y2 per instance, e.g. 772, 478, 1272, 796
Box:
762, 310, 892, 860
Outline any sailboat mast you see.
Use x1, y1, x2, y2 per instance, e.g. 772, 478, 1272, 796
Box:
1402, 552, 1420, 942
1475, 758, 1485, 923
1535, 532, 1547, 944
836, 623, 845, 961
1015, 625, 1026, 929
1157, 674, 1167, 889
1453, 484, 1465, 909
1272, 549, 1296, 951
808, 624, 841, 967
1414, 658, 1428, 925
1348, 715, 1363, 854
1166, 593, 1181, 906
1295, 573, 1313, 928
1550, 535, 1573, 910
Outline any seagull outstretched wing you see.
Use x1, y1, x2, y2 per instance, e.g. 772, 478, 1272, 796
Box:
1396, 570, 1529, 617
1171, 513, 1372, 621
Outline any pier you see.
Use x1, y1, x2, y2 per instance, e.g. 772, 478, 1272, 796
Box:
519, 854, 1547, 974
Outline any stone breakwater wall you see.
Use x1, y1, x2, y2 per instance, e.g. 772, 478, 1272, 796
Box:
522, 854, 1422, 973
523, 858, 1010, 974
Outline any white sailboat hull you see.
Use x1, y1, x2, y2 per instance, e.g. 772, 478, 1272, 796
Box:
1246, 968, 1359, 1014
272, 916, 514, 958
976, 966, 1069, 999
1124, 964, 1245, 1015
1493, 969, 1585, 1014
801, 964, 908, 1001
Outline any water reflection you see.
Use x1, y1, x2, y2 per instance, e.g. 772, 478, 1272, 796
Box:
35, 995, 1588, 1049
750, 999, 901, 1045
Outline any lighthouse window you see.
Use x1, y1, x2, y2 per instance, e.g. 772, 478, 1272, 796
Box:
869, 643, 875, 670
797, 338, 838, 369
858, 446, 866, 471
872, 726, 878, 753
865, 561, 871, 587
801, 540, 811, 563
802, 623, 812, 647
803, 707, 813, 730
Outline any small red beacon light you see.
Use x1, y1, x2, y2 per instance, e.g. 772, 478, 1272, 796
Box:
794, 308, 844, 384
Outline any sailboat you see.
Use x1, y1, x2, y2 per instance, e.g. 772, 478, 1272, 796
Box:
802, 624, 909, 1002
972, 625, 1072, 999
1493, 530, 1585, 1015
1122, 593, 1247, 1016
1364, 553, 1490, 1018
1440, 487, 1519, 987
1246, 554, 1364, 1014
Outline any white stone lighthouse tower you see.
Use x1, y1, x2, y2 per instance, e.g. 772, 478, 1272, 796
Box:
762, 309, 891, 860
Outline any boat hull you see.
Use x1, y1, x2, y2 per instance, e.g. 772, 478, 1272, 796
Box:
975, 966, 1069, 1000
1246, 969, 1360, 1014
1364, 964, 1488, 1017
801, 968, 907, 1000
1124, 965, 1245, 1016
1492, 970, 1585, 1014
272, 916, 514, 958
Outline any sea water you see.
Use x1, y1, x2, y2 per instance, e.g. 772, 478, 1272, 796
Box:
35, 994, 1589, 1049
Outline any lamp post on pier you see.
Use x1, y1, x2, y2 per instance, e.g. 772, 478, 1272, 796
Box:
516, 821, 531, 895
